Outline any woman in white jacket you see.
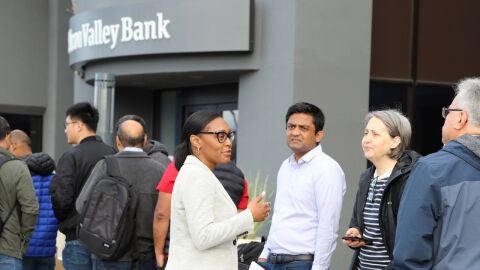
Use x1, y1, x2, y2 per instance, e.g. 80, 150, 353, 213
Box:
166, 111, 270, 270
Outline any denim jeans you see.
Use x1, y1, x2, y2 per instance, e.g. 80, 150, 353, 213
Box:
92, 256, 157, 270
259, 260, 313, 270
0, 254, 22, 270
22, 256, 55, 270
92, 258, 132, 270
62, 240, 92, 270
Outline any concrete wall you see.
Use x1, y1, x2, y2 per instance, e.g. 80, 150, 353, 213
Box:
0, 1, 73, 160
0, 1, 48, 106
44, 0, 74, 160
294, 1, 372, 267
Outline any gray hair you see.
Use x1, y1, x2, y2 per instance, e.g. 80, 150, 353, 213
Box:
365, 109, 412, 160
455, 77, 480, 128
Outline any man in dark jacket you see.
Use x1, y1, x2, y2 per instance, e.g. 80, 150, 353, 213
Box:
394, 77, 480, 269
77, 115, 164, 269
9, 129, 57, 270
49, 103, 115, 269
144, 139, 170, 168
0, 117, 39, 269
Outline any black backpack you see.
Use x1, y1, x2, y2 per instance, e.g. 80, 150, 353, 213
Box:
0, 156, 17, 237
78, 155, 138, 260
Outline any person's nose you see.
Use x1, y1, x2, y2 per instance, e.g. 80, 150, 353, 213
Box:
362, 134, 371, 143
290, 127, 301, 136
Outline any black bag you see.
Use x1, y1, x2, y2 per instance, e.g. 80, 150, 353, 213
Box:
78, 155, 138, 260
0, 156, 17, 237
238, 241, 265, 266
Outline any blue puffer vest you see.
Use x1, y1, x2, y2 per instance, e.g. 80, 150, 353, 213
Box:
23, 152, 57, 257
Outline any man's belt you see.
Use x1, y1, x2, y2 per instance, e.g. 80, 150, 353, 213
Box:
268, 253, 314, 263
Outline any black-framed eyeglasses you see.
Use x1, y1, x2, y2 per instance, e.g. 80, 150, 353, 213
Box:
442, 107, 463, 119
367, 176, 378, 203
198, 131, 235, 143
64, 121, 78, 129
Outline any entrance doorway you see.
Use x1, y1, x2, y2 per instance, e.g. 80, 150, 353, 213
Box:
1, 113, 43, 152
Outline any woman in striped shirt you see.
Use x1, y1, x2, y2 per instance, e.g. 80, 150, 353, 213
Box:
342, 110, 421, 270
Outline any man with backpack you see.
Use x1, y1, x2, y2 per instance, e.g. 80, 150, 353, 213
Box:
76, 115, 164, 269
0, 117, 38, 269
49, 102, 116, 269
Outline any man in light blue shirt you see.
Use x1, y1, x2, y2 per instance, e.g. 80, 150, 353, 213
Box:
259, 102, 346, 270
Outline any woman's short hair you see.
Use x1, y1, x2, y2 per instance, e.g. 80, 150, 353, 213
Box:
365, 109, 412, 160
174, 111, 221, 169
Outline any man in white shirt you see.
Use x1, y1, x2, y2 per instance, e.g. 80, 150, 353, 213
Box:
259, 102, 346, 270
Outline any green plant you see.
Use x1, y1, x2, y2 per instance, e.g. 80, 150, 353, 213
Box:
243, 171, 275, 239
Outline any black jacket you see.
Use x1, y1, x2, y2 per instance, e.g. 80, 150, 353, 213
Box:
213, 162, 245, 207
49, 136, 115, 240
348, 150, 421, 269
143, 139, 170, 168
24, 152, 55, 176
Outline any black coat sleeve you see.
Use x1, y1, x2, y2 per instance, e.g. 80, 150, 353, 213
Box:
49, 151, 76, 222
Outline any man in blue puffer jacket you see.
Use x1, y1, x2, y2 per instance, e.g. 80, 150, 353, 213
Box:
9, 129, 57, 270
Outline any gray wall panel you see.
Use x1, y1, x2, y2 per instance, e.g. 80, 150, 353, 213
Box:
44, 0, 74, 160
292, 0, 372, 267
0, 1, 48, 106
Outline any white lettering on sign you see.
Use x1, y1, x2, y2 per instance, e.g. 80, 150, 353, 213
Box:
68, 13, 171, 53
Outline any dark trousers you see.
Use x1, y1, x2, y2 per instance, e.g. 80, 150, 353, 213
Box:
23, 256, 55, 270
92, 256, 157, 270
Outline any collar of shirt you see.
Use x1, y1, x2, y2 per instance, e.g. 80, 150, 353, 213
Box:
122, 147, 144, 153
374, 168, 393, 180
288, 144, 323, 166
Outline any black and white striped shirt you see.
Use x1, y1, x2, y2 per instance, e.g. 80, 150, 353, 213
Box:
358, 171, 392, 270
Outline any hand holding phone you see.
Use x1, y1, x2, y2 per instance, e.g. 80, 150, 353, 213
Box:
341, 236, 372, 245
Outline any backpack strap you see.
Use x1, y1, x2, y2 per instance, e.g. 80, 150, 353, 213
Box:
0, 156, 12, 168
0, 156, 18, 226
2, 201, 17, 227
103, 155, 123, 179
103, 155, 132, 187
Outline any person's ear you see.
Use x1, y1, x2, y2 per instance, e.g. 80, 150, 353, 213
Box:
190, 135, 202, 150
143, 134, 147, 147
391, 136, 401, 149
190, 134, 203, 156
115, 136, 122, 151
315, 131, 324, 144
456, 111, 468, 129
74, 121, 83, 132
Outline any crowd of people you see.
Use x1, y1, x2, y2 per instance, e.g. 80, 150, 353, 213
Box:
0, 77, 478, 270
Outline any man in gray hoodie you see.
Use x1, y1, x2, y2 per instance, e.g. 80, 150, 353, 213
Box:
394, 77, 480, 269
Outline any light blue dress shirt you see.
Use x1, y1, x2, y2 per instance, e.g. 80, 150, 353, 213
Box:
260, 144, 346, 270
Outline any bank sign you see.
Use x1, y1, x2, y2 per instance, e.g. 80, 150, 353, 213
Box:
68, 0, 253, 67
68, 13, 171, 52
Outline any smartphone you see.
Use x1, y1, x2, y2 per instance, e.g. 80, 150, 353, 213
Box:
341, 236, 372, 244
